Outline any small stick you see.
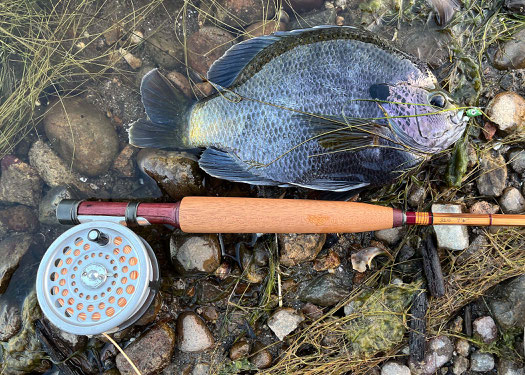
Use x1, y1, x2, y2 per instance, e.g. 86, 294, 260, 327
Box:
409, 290, 428, 363
420, 236, 445, 297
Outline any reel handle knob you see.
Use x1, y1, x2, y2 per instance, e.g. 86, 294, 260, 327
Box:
87, 229, 109, 245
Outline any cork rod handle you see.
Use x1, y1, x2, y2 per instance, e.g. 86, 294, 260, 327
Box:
178, 197, 400, 233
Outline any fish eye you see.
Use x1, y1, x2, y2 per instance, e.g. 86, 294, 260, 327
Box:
428, 93, 447, 108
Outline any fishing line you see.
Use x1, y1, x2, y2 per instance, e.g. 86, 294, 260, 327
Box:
102, 332, 142, 375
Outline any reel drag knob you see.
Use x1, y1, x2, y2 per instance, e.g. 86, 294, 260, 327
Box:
36, 221, 159, 336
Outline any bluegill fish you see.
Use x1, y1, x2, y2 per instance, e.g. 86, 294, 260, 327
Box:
129, 26, 468, 192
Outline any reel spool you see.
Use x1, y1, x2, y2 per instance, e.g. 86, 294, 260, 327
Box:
36, 221, 159, 336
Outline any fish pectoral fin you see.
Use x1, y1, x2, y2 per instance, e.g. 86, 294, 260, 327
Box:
199, 148, 282, 186
294, 113, 385, 153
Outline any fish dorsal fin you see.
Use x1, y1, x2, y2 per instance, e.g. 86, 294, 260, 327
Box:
207, 26, 357, 88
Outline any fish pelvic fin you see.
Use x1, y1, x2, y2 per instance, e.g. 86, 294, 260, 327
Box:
129, 69, 194, 149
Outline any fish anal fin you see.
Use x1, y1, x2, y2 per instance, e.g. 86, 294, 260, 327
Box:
199, 148, 281, 186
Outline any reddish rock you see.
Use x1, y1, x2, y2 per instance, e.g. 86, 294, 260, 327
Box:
243, 20, 286, 40
187, 27, 235, 77
166, 71, 192, 98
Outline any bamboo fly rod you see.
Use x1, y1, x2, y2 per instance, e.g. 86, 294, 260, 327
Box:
56, 197, 525, 234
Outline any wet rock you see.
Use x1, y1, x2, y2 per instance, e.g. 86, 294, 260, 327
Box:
473, 316, 497, 343
411, 336, 454, 375
119, 48, 142, 69
374, 227, 403, 245
0, 206, 38, 237
170, 233, 221, 274
145, 30, 184, 70
486, 91, 525, 133
116, 323, 175, 375
506, 0, 525, 14
177, 312, 215, 352
299, 273, 350, 306
278, 233, 326, 267
44, 98, 119, 177
2, 290, 46, 374
38, 186, 79, 225
494, 29, 525, 70
137, 149, 205, 200
267, 307, 304, 341
500, 187, 525, 213
46, 320, 87, 352
381, 361, 410, 375
0, 156, 42, 207
499, 359, 524, 375
243, 20, 286, 40
230, 338, 251, 360
313, 249, 341, 271
166, 71, 192, 98
135, 293, 162, 326
470, 352, 495, 372
187, 27, 235, 77
488, 274, 525, 330
399, 22, 451, 68
289, 8, 336, 29
212, 0, 276, 27
408, 185, 427, 207
196, 306, 219, 322
452, 356, 469, 375
509, 149, 525, 174
0, 234, 33, 293
455, 339, 470, 357
194, 82, 215, 99
432, 204, 469, 251
240, 245, 266, 283
476, 151, 507, 197
301, 302, 323, 320
250, 341, 272, 369
112, 145, 138, 177
28, 140, 95, 195
285, 0, 324, 13
0, 304, 21, 341
192, 363, 210, 375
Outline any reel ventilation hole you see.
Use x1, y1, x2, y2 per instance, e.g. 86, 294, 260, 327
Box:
37, 221, 159, 335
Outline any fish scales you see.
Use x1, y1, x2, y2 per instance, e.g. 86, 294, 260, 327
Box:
129, 26, 468, 191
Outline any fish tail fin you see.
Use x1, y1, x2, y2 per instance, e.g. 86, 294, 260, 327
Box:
129, 69, 194, 149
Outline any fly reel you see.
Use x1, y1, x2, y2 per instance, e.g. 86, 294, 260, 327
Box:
36, 221, 159, 336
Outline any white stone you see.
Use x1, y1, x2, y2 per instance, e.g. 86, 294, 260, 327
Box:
470, 352, 495, 372
381, 361, 410, 375
432, 204, 469, 251
374, 227, 404, 245
267, 308, 304, 341
473, 316, 498, 343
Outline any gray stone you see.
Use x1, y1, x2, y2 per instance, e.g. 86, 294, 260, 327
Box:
488, 274, 525, 330
28, 140, 95, 195
230, 338, 251, 360
500, 187, 525, 213
452, 356, 469, 375
399, 22, 451, 67
187, 27, 235, 76
457, 235, 488, 265
44, 98, 119, 177
486, 91, 525, 133
38, 186, 79, 225
473, 316, 498, 343
299, 273, 350, 307
289, 8, 337, 30
267, 307, 304, 340
432, 204, 469, 251
145, 30, 184, 70
116, 323, 175, 375
240, 244, 266, 283
476, 151, 507, 197
212, 0, 276, 27
0, 303, 21, 341
0, 206, 38, 237
192, 363, 210, 375
455, 339, 470, 357
408, 185, 427, 207
470, 352, 495, 372
381, 361, 410, 375
509, 150, 525, 174
137, 149, 205, 201
250, 341, 272, 369
278, 233, 326, 267
176, 312, 215, 352
170, 233, 221, 274
46, 320, 87, 352
0, 234, 33, 293
411, 336, 454, 375
494, 29, 525, 70
374, 227, 404, 245
0, 156, 42, 207
498, 359, 524, 375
